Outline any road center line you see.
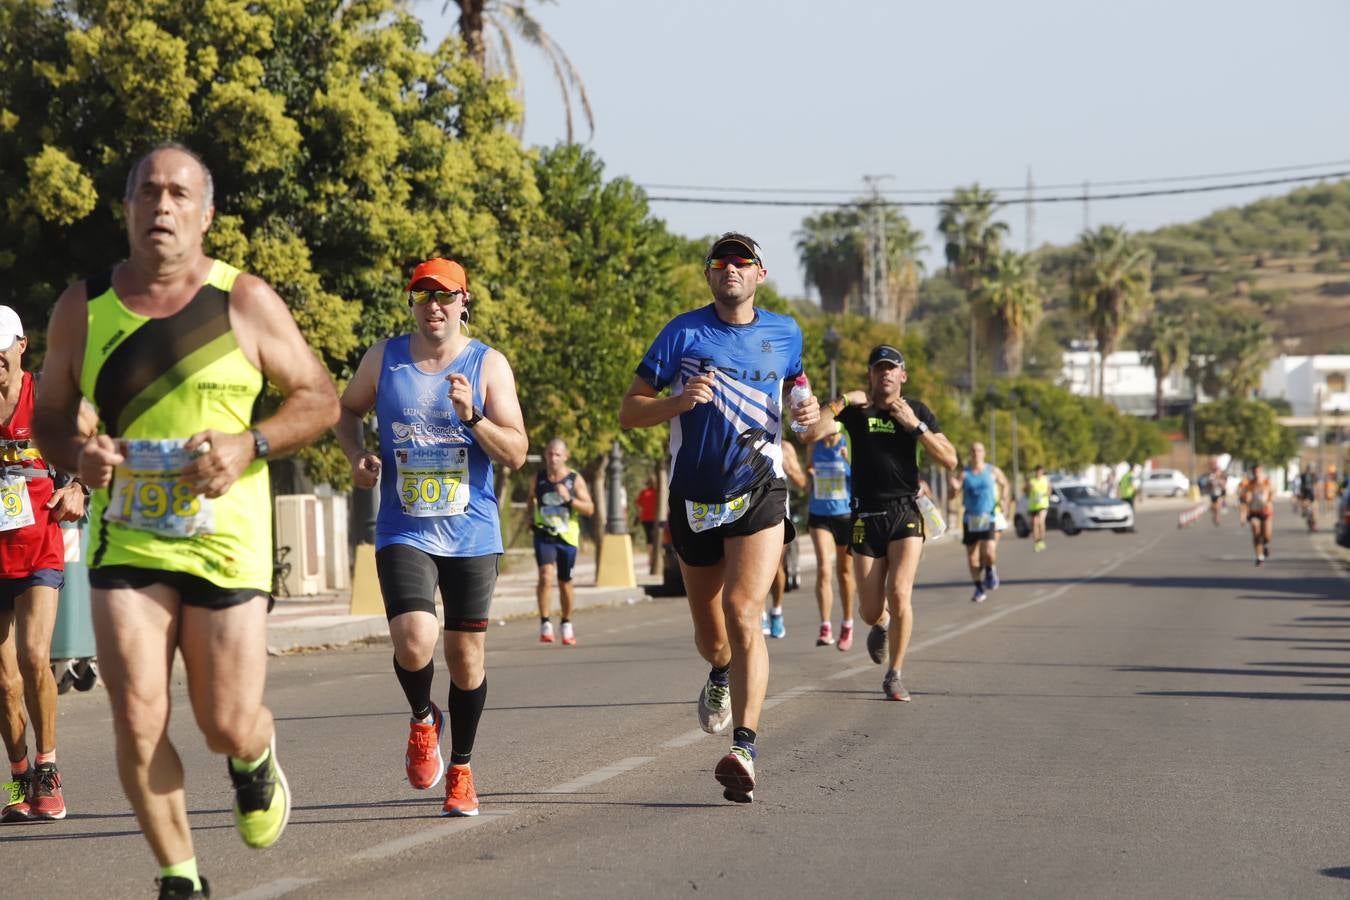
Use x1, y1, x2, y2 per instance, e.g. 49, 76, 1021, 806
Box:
543, 756, 656, 793
224, 878, 320, 900
826, 538, 1163, 682
352, 810, 514, 861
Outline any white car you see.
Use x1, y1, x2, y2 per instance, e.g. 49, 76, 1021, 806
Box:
1141, 469, 1190, 498
1014, 478, 1135, 536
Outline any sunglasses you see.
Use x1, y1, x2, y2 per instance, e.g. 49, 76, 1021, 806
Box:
409, 289, 466, 305
705, 255, 759, 270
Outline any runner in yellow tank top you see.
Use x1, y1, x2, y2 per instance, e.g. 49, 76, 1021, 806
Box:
33, 143, 338, 900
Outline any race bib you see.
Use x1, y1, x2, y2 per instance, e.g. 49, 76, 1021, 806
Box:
686, 493, 750, 534
1249, 490, 1269, 512
395, 445, 469, 517
812, 462, 849, 502
0, 475, 35, 533
539, 490, 571, 534
964, 511, 994, 531
106, 440, 214, 538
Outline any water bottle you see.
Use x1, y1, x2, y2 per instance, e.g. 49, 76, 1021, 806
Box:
789, 375, 811, 433
918, 495, 946, 538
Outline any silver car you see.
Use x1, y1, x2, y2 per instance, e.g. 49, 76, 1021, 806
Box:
1015, 479, 1135, 536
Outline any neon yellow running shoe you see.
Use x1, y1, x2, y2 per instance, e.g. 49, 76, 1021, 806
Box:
228, 738, 290, 848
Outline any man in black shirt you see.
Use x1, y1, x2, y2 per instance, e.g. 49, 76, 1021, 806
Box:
802, 346, 956, 701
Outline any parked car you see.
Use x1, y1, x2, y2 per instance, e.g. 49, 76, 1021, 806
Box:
1014, 478, 1135, 537
1336, 487, 1350, 550
1141, 468, 1190, 498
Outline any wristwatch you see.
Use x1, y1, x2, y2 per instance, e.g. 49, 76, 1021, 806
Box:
912, 421, 929, 436
464, 408, 485, 429
250, 427, 270, 460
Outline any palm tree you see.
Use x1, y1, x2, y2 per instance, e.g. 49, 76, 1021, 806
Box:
1069, 225, 1154, 397
1219, 317, 1273, 398
1136, 311, 1190, 419
451, 0, 595, 143
937, 184, 1009, 392
976, 250, 1041, 377
795, 204, 927, 324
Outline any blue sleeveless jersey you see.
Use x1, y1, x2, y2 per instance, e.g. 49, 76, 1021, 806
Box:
375, 336, 503, 556
809, 435, 851, 517
636, 304, 804, 504
962, 465, 997, 516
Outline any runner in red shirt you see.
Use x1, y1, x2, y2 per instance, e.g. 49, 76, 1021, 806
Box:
0, 306, 88, 824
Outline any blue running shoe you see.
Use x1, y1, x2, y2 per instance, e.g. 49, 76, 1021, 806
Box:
983, 567, 999, 591
769, 610, 786, 639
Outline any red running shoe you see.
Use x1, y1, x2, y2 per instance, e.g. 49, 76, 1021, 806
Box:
441, 764, 479, 817
28, 762, 66, 820
405, 704, 445, 791
837, 623, 854, 652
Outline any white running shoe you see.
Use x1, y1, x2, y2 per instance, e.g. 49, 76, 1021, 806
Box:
539, 620, 555, 643
697, 677, 732, 734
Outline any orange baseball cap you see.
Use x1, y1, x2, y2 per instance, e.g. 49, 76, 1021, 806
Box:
406, 258, 468, 293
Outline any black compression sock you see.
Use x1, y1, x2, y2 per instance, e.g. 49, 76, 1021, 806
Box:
709, 664, 731, 686
448, 677, 487, 766
732, 726, 757, 746
393, 658, 434, 720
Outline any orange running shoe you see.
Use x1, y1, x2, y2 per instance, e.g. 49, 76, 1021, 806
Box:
441, 764, 479, 817
405, 704, 445, 791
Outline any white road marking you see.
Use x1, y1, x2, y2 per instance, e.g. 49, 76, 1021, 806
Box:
543, 756, 655, 793
826, 537, 1162, 682
662, 728, 712, 749
352, 810, 514, 861
761, 684, 815, 710
224, 878, 320, 900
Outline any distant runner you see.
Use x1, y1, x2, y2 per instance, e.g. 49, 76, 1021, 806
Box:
1239, 464, 1275, 566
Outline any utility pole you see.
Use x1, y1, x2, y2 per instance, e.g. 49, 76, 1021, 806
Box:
1082, 179, 1091, 233
861, 174, 891, 320
1025, 166, 1035, 254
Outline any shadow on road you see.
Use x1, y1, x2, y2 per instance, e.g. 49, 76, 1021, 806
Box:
918, 574, 1346, 603
1141, 690, 1350, 701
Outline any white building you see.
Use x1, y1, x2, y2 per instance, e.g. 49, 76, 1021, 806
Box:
1259, 355, 1350, 417
1062, 348, 1350, 421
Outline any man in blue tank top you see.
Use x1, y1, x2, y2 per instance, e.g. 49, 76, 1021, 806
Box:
949, 442, 1011, 603
806, 424, 855, 650
620, 232, 818, 803
337, 257, 527, 819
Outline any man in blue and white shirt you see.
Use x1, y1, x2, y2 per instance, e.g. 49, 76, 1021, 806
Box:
620, 232, 818, 803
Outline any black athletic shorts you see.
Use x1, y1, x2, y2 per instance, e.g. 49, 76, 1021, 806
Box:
808, 513, 852, 548
90, 566, 266, 610
669, 482, 794, 568
850, 497, 924, 558
0, 568, 64, 612
962, 527, 997, 546
375, 544, 498, 631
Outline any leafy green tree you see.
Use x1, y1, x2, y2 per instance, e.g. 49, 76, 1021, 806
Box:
976, 249, 1042, 377
450, 0, 594, 142
0, 0, 544, 484
795, 204, 926, 324
1187, 311, 1274, 400
1134, 305, 1191, 419
1195, 398, 1298, 466
1069, 225, 1154, 397
937, 184, 1008, 392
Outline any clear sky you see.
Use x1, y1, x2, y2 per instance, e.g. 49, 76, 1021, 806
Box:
422, 0, 1350, 301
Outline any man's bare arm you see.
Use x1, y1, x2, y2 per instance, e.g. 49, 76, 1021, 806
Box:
34, 283, 93, 473
459, 349, 527, 470
571, 473, 596, 517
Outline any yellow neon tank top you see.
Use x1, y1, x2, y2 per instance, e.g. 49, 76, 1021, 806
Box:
79, 259, 271, 590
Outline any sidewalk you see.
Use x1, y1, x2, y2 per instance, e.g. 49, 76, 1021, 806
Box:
266, 546, 662, 653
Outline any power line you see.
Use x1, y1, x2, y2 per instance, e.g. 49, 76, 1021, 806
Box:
645, 171, 1350, 208
639, 158, 1350, 197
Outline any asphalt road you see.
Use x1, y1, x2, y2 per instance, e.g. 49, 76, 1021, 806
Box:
6, 503, 1350, 899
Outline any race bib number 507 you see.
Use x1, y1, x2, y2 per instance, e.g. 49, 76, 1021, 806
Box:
395, 446, 470, 517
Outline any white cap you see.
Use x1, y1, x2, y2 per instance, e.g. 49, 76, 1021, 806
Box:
0, 306, 23, 352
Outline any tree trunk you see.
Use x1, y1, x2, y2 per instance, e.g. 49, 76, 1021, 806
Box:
652, 459, 668, 578
1154, 364, 1165, 420
1003, 326, 1023, 378
585, 456, 608, 571
456, 0, 487, 68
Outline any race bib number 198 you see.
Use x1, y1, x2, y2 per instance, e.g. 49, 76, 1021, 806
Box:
106, 440, 214, 538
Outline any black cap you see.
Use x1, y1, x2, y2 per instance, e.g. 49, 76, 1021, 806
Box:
706, 232, 762, 264
868, 345, 904, 368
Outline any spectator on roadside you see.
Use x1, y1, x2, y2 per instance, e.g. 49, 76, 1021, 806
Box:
636, 477, 658, 547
